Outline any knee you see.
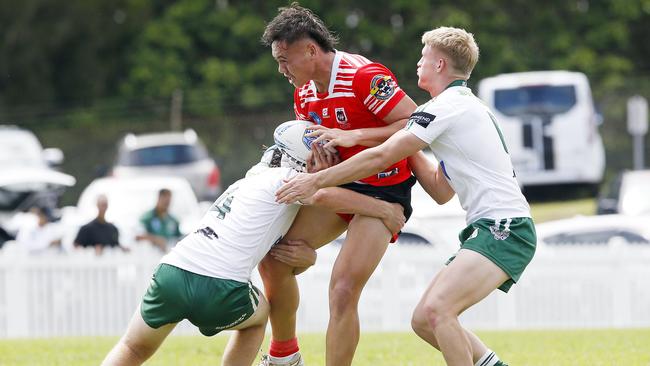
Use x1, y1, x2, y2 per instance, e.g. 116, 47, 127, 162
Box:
258, 255, 292, 281
410, 305, 430, 336
329, 281, 361, 316
418, 296, 456, 330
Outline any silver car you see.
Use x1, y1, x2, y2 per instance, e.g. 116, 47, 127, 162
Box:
112, 129, 221, 200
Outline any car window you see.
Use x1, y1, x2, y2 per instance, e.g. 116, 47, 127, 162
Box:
494, 85, 577, 116
118, 144, 207, 166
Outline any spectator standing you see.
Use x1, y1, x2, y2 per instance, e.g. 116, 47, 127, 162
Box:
15, 205, 62, 255
74, 194, 128, 255
137, 189, 181, 252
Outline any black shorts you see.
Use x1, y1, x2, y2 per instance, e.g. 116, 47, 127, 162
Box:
338, 175, 416, 221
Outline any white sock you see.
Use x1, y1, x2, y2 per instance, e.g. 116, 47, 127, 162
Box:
475, 349, 500, 366
269, 352, 300, 364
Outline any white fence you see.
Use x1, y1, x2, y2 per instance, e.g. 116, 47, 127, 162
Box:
1, 243, 650, 338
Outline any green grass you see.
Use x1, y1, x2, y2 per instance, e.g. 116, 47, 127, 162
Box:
530, 198, 596, 223
1, 329, 649, 365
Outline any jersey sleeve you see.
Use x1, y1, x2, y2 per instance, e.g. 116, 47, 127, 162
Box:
405, 100, 458, 144
352, 63, 406, 120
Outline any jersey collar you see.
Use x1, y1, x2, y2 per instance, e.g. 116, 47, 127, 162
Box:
446, 79, 468, 89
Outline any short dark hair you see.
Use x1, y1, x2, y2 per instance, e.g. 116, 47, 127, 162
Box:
261, 2, 338, 52
158, 188, 171, 197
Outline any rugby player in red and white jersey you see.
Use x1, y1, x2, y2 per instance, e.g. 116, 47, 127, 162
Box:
258, 4, 417, 366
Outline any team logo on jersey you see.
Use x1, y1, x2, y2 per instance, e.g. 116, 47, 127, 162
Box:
369, 75, 396, 100
335, 107, 348, 124
308, 111, 323, 125
408, 112, 436, 128
322, 108, 329, 117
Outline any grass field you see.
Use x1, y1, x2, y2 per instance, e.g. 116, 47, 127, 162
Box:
1, 329, 649, 365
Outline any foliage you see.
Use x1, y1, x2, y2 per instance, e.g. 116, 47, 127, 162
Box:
1, 0, 649, 199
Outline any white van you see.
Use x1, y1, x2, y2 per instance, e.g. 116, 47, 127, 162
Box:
478, 71, 605, 189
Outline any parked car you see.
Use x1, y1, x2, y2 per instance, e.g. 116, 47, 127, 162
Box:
0, 126, 75, 242
60, 176, 204, 250
478, 71, 605, 190
536, 214, 650, 247
0, 125, 65, 169
597, 170, 650, 216
112, 129, 221, 200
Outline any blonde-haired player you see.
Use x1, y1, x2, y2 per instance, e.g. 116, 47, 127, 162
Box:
277, 27, 536, 366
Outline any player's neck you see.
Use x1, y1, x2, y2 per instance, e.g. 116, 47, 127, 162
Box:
430, 74, 467, 97
312, 51, 336, 93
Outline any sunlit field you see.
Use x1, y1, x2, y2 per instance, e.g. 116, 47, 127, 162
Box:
1, 329, 649, 365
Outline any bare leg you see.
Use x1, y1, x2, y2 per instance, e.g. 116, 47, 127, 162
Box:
258, 205, 346, 342
412, 249, 509, 366
101, 306, 177, 366
411, 271, 488, 362
222, 295, 270, 366
326, 215, 391, 366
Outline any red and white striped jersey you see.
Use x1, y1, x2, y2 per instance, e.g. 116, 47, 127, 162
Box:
293, 51, 411, 186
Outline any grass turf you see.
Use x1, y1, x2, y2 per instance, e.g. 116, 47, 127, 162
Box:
1, 328, 649, 365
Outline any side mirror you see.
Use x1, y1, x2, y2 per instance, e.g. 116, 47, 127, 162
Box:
43, 148, 64, 166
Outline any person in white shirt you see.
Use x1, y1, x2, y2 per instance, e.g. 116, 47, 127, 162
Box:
15, 206, 62, 255
101, 121, 406, 366
276, 27, 536, 366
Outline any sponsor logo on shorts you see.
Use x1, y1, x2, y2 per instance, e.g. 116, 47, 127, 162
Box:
213, 312, 249, 331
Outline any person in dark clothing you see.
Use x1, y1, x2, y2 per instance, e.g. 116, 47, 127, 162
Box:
74, 195, 129, 255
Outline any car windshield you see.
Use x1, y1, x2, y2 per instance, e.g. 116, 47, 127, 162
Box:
494, 85, 576, 116
118, 144, 206, 166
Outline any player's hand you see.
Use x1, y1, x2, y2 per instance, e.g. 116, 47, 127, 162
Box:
381, 202, 406, 235
306, 125, 359, 150
269, 239, 317, 269
307, 143, 340, 173
276, 173, 320, 204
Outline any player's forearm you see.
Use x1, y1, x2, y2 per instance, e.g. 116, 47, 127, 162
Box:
307, 187, 393, 219
313, 145, 392, 188
354, 119, 407, 147
408, 152, 455, 204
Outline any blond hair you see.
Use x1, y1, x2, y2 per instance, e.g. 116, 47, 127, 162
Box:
422, 27, 479, 77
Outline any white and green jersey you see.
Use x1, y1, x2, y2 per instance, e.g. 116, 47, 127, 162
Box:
405, 80, 530, 224
161, 167, 300, 283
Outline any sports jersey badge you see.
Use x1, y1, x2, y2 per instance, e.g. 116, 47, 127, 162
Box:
369, 75, 396, 100
322, 108, 329, 118
335, 107, 348, 124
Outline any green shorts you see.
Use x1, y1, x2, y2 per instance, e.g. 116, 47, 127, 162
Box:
447, 217, 536, 293
140, 264, 261, 336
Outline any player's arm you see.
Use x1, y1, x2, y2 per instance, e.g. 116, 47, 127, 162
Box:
408, 151, 455, 204
308, 95, 417, 148
277, 130, 428, 204
301, 187, 405, 235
